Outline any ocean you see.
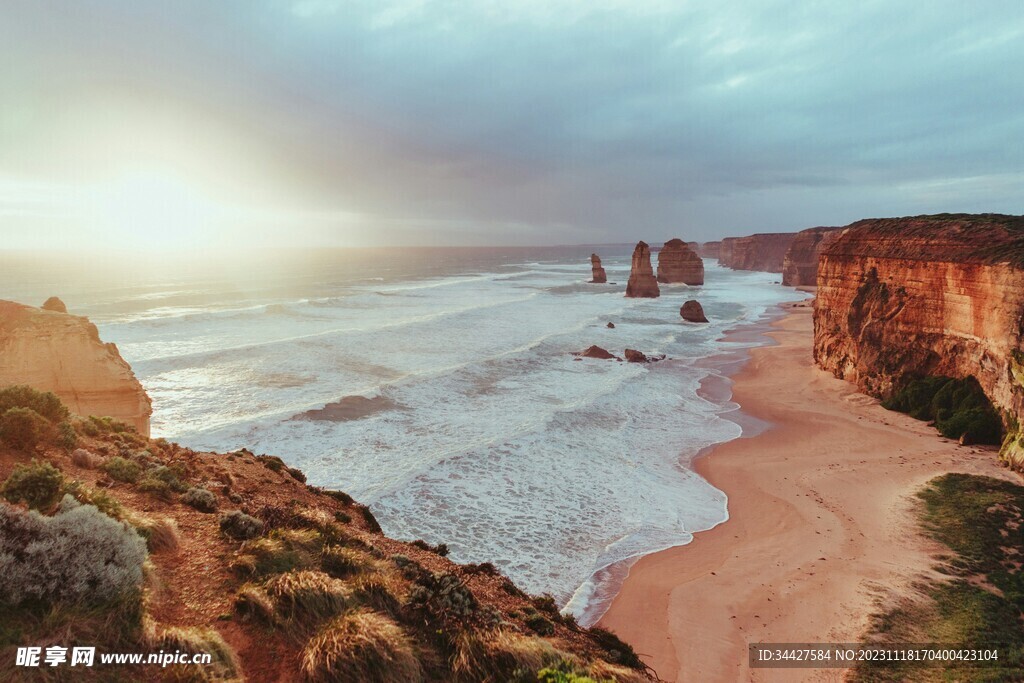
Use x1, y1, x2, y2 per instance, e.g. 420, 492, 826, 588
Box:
0, 246, 805, 623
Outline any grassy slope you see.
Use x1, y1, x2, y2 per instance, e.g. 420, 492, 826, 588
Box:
853, 474, 1024, 682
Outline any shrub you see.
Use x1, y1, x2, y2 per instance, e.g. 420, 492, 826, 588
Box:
410, 539, 449, 556
220, 510, 263, 540
883, 376, 1003, 444
287, 466, 307, 483
587, 627, 644, 670
0, 408, 52, 451
2, 459, 64, 510
256, 454, 286, 473
235, 584, 275, 623
300, 610, 422, 683
147, 626, 240, 682
321, 546, 374, 579
145, 465, 189, 492
57, 421, 77, 451
264, 570, 350, 623
0, 385, 69, 423
102, 456, 143, 483
464, 562, 501, 576
135, 516, 181, 554
359, 505, 383, 533
525, 613, 555, 636
182, 487, 218, 513
70, 448, 103, 469
322, 489, 354, 505
408, 572, 478, 621
233, 529, 322, 577
451, 630, 561, 682
63, 481, 124, 520
0, 496, 146, 605
85, 415, 136, 435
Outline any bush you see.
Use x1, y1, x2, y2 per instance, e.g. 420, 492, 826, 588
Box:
883, 376, 1003, 444
525, 612, 555, 636
264, 570, 350, 623
145, 465, 189, 492
220, 510, 263, 540
135, 516, 181, 554
71, 448, 103, 469
0, 496, 146, 605
408, 572, 478, 621
57, 421, 77, 451
1, 459, 64, 510
147, 626, 240, 681
321, 546, 374, 579
102, 456, 143, 483
233, 529, 322, 577
587, 626, 644, 670
300, 610, 422, 683
0, 408, 52, 451
451, 630, 561, 682
410, 539, 449, 556
182, 487, 218, 513
0, 386, 69, 423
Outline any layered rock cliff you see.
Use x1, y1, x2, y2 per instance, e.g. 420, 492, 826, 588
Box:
718, 232, 797, 272
781, 226, 842, 286
0, 300, 152, 435
590, 253, 608, 283
656, 239, 704, 285
697, 241, 721, 259
625, 241, 660, 298
811, 214, 1024, 468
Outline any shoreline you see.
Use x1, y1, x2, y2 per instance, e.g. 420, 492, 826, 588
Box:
573, 299, 801, 625
597, 302, 1018, 682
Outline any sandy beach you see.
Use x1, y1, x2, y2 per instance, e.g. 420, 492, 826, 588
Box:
599, 302, 1018, 682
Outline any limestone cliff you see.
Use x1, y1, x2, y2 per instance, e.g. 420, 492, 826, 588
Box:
625, 241, 660, 298
656, 239, 704, 285
781, 226, 842, 286
718, 232, 797, 272
0, 300, 152, 436
590, 253, 608, 283
697, 241, 721, 259
811, 214, 1024, 468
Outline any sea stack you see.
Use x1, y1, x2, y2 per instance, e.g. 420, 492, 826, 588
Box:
656, 239, 704, 285
625, 241, 660, 298
590, 254, 607, 283
680, 300, 709, 323
0, 299, 153, 436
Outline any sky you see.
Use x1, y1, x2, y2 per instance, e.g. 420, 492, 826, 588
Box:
1, 0, 1022, 249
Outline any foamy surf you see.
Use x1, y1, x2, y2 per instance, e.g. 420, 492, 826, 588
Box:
54, 248, 805, 622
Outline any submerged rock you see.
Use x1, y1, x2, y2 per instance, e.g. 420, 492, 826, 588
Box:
680, 300, 709, 323
576, 345, 617, 360
625, 241, 660, 298
606, 322, 615, 329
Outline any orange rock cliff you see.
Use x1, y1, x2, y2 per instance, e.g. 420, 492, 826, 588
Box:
0, 299, 153, 436
625, 241, 660, 298
781, 226, 843, 286
656, 238, 704, 285
718, 232, 797, 272
811, 214, 1024, 468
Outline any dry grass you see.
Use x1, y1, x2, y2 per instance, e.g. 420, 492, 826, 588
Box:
147, 625, 241, 682
137, 516, 182, 554
263, 571, 351, 624
232, 528, 323, 577
450, 629, 563, 682
300, 610, 422, 683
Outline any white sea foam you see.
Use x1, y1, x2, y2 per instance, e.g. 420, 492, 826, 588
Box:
79, 252, 805, 622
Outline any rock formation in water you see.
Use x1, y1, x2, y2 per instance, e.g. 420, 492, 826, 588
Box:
625, 241, 660, 298
718, 232, 798, 272
606, 322, 615, 329
781, 226, 843, 286
0, 300, 152, 435
656, 239, 704, 285
680, 300, 709, 323
41, 296, 68, 314
624, 349, 647, 363
589, 254, 607, 283
812, 214, 1024, 469
576, 345, 618, 360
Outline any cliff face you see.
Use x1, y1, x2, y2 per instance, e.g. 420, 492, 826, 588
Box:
812, 214, 1024, 468
0, 300, 152, 436
781, 226, 842, 286
697, 241, 721, 259
625, 241, 660, 298
656, 239, 704, 285
718, 232, 797, 272
590, 253, 607, 283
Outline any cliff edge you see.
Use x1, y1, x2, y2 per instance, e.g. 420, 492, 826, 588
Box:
718, 232, 797, 272
0, 300, 152, 436
812, 214, 1024, 468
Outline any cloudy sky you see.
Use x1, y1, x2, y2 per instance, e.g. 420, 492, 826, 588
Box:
1, 0, 1021, 248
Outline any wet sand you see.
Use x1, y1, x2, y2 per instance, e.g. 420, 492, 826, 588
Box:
598, 303, 1016, 682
